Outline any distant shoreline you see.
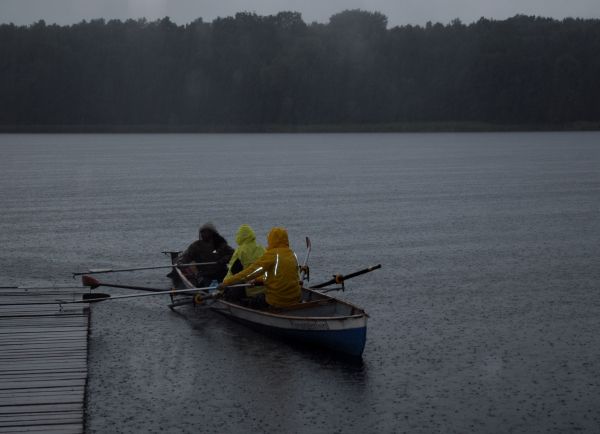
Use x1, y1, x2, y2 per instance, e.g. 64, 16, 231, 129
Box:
1, 122, 599, 133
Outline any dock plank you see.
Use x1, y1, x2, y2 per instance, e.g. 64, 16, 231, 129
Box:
0, 382, 85, 390
0, 424, 83, 434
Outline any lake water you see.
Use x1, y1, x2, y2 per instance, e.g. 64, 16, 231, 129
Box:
1, 132, 599, 433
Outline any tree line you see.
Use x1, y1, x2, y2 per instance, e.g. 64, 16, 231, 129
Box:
1, 10, 599, 131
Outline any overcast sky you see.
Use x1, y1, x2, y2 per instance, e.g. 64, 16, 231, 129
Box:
1, 0, 600, 27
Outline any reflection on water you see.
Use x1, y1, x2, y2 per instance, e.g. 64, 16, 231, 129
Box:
1, 132, 599, 433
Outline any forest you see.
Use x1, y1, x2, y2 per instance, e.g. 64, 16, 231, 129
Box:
0, 10, 599, 131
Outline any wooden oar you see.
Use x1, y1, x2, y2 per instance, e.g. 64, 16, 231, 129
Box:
77, 275, 251, 303
75, 288, 221, 303
72, 262, 217, 277
310, 264, 381, 289
81, 275, 169, 292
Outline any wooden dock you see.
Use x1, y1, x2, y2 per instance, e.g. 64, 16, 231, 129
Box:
0, 288, 90, 433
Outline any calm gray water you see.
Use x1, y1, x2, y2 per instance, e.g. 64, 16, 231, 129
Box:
1, 132, 599, 433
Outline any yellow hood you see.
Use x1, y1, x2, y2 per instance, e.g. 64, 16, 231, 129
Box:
267, 227, 289, 249
236, 224, 256, 245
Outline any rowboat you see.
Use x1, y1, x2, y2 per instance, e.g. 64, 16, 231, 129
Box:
170, 267, 369, 357
76, 256, 377, 357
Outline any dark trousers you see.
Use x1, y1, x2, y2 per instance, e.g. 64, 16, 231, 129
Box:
223, 286, 246, 302
223, 289, 269, 310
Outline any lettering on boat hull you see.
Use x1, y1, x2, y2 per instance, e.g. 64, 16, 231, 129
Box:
290, 320, 330, 330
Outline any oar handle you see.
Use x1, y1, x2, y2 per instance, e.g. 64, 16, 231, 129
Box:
310, 264, 381, 289
300, 237, 311, 283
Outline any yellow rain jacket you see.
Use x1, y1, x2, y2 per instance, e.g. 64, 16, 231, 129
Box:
222, 227, 301, 308
225, 225, 266, 296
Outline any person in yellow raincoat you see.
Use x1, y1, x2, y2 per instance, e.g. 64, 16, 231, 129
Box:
219, 227, 301, 308
223, 224, 266, 299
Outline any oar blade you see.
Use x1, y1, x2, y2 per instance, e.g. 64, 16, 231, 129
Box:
82, 293, 111, 302
82, 275, 101, 289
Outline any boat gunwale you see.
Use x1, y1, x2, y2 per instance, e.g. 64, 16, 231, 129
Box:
173, 267, 368, 323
